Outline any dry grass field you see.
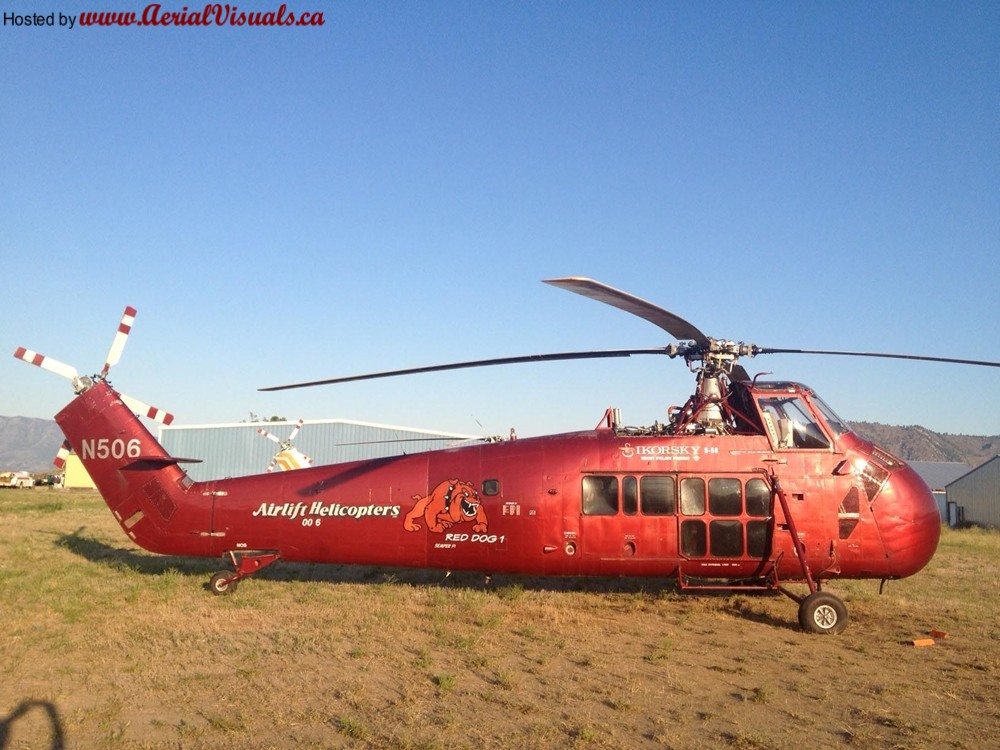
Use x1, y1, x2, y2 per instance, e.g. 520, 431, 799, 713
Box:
1, 488, 998, 750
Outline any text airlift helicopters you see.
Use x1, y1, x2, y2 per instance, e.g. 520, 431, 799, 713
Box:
16, 279, 999, 634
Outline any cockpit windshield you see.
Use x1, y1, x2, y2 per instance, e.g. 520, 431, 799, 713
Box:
809, 394, 852, 437
757, 396, 831, 450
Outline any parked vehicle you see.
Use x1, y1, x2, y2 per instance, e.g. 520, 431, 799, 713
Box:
0, 471, 35, 488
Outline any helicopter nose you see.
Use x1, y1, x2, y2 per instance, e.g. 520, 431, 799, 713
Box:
871, 465, 941, 578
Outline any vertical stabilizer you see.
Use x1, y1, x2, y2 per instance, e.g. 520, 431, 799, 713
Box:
55, 383, 211, 555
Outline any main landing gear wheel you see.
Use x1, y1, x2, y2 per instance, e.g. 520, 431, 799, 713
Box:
209, 571, 239, 596
798, 591, 848, 634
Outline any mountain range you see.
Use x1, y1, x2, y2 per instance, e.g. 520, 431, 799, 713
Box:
1, 414, 995, 474
0, 416, 66, 473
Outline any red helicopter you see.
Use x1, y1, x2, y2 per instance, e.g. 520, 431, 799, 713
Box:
14, 279, 998, 633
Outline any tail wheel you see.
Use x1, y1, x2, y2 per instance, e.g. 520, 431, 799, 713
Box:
798, 591, 848, 634
209, 571, 239, 596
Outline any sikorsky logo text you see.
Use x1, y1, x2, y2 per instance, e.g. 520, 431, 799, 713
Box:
619, 443, 720, 460
252, 502, 401, 522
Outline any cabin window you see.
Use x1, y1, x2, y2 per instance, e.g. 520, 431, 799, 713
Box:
747, 520, 769, 557
641, 476, 676, 515
708, 478, 742, 516
681, 520, 706, 556
622, 476, 638, 515
482, 479, 500, 496
582, 476, 618, 515
680, 477, 705, 516
710, 520, 744, 557
745, 478, 771, 517
860, 461, 889, 503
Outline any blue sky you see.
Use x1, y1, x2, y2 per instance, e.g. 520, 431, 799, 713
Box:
2, 1, 997, 438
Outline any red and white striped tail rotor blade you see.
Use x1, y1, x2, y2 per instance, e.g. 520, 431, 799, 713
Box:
13, 347, 80, 382
54, 440, 72, 468
287, 419, 305, 442
102, 305, 137, 377
257, 428, 283, 446
120, 394, 175, 425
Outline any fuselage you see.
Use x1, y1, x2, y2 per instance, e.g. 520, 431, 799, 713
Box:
56, 379, 940, 587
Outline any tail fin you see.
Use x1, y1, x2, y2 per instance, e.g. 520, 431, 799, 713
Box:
56, 382, 209, 554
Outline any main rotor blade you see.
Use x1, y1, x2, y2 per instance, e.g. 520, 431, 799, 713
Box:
259, 348, 672, 391
336, 437, 484, 446
730, 364, 751, 382
758, 348, 1000, 368
544, 277, 710, 346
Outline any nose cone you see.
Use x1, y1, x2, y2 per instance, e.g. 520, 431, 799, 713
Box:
871, 465, 941, 578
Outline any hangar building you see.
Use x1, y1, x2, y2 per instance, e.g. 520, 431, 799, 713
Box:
946, 456, 1000, 530
159, 419, 477, 482
909, 461, 972, 521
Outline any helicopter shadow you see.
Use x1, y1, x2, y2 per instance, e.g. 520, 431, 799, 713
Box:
54, 528, 682, 592
0, 700, 65, 750
54, 529, 219, 579
54, 530, 797, 629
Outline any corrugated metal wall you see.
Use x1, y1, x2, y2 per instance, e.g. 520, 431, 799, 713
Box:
910, 462, 970, 521
159, 419, 477, 482
947, 456, 1000, 530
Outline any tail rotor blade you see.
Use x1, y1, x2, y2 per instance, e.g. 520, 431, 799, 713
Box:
102, 306, 137, 378
53, 440, 72, 468
286, 419, 304, 442
120, 394, 175, 425
13, 347, 80, 382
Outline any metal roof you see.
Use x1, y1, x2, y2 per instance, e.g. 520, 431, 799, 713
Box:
159, 419, 477, 481
909, 461, 972, 492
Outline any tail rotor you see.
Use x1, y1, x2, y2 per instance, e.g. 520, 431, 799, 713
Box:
14, 306, 175, 425
257, 419, 312, 472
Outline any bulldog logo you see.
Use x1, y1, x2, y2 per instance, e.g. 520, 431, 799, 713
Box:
403, 479, 488, 534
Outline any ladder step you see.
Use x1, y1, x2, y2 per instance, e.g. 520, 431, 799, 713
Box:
678, 574, 776, 592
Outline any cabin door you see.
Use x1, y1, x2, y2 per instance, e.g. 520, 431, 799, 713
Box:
578, 474, 677, 564
676, 474, 772, 568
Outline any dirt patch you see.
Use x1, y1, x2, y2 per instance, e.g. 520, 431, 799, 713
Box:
1, 489, 997, 749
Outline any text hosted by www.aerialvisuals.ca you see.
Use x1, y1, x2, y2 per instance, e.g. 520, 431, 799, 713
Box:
4, 3, 326, 29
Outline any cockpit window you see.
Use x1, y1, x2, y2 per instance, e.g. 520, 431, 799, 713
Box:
810, 395, 851, 437
757, 396, 831, 450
